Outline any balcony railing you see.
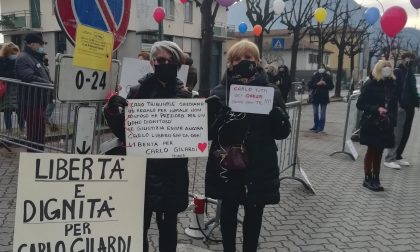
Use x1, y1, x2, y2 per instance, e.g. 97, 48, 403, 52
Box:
0, 10, 41, 31
213, 22, 227, 38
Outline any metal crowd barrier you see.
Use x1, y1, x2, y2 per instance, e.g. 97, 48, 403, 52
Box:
277, 101, 315, 193
0, 77, 106, 153
330, 93, 360, 160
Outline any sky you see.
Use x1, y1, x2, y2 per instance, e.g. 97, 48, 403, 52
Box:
355, 0, 420, 28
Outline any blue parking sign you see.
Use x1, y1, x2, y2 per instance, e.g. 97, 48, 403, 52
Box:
272, 38, 285, 51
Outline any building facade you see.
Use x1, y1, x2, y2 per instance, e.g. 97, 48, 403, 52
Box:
0, 0, 228, 87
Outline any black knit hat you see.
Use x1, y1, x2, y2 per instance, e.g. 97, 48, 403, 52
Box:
24, 33, 45, 45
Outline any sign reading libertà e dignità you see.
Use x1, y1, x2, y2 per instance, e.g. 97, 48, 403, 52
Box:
13, 153, 146, 252
125, 99, 208, 158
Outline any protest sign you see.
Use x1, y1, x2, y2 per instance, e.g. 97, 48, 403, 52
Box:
73, 24, 114, 72
229, 85, 275, 114
119, 58, 190, 98
125, 99, 208, 158
13, 153, 146, 252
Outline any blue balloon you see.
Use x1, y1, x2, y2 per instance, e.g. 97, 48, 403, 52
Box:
364, 7, 380, 25
238, 22, 248, 34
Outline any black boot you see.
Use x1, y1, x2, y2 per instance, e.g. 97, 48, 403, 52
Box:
363, 173, 372, 188
371, 173, 384, 192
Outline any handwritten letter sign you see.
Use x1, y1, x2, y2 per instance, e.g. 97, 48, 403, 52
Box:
13, 153, 146, 252
229, 84, 275, 114
125, 99, 208, 158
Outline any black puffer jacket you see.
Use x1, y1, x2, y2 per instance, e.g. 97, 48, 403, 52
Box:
126, 73, 191, 213
205, 69, 288, 205
394, 64, 419, 109
356, 78, 398, 148
15, 47, 51, 108
308, 72, 334, 105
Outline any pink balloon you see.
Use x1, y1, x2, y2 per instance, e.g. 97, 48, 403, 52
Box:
180, 0, 189, 3
216, 0, 236, 7
380, 6, 407, 38
153, 7, 166, 23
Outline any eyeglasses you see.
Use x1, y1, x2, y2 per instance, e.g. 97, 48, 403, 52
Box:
153, 57, 175, 65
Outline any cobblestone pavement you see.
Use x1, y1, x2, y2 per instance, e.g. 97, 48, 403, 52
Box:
1, 102, 420, 252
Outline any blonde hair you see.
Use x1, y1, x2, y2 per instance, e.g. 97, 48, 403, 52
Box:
0, 42, 19, 57
227, 40, 260, 69
372, 60, 395, 81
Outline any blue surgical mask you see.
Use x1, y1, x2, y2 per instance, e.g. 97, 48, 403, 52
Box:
37, 47, 44, 53
8, 55, 17, 60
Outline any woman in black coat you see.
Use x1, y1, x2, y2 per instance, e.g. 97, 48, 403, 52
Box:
307, 66, 334, 133
356, 60, 397, 192
104, 41, 191, 252
206, 40, 290, 252
277, 65, 292, 102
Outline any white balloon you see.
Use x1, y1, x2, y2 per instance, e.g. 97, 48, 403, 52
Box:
273, 0, 285, 15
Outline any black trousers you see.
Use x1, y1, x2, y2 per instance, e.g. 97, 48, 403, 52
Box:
220, 199, 265, 252
143, 209, 178, 252
397, 107, 415, 160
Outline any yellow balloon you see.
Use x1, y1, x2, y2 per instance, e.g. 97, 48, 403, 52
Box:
314, 7, 327, 23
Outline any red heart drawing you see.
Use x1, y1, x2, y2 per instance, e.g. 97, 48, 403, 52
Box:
198, 143, 207, 152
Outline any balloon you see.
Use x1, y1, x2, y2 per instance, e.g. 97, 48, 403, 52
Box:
411, 0, 420, 9
273, 0, 286, 15
216, 0, 236, 7
364, 7, 380, 25
238, 22, 248, 34
380, 6, 407, 38
314, 7, 327, 23
153, 7, 166, 23
253, 25, 263, 37
180, 0, 189, 3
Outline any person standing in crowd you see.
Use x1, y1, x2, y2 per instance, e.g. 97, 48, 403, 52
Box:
384, 52, 419, 169
0, 42, 25, 134
184, 53, 198, 92
205, 40, 290, 252
265, 65, 277, 84
138, 51, 150, 61
15, 33, 51, 151
277, 65, 292, 102
307, 65, 334, 133
356, 60, 397, 191
105, 41, 191, 252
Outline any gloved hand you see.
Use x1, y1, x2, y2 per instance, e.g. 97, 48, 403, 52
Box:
104, 95, 127, 141
269, 106, 291, 140
107, 95, 128, 112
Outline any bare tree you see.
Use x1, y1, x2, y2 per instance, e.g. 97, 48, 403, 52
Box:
193, 0, 220, 97
244, 0, 282, 53
329, 3, 362, 97
280, 0, 317, 83
366, 31, 386, 75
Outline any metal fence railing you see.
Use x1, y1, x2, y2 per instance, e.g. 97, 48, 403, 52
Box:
0, 77, 106, 153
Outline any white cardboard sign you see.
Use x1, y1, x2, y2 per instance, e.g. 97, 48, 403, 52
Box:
125, 98, 208, 158
229, 85, 275, 114
13, 153, 146, 252
119, 57, 190, 98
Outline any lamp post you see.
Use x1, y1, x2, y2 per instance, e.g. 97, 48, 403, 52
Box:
158, 0, 164, 41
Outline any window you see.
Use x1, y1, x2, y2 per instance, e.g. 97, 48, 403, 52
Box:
309, 54, 318, 64
55, 32, 67, 54
184, 2, 193, 23
324, 55, 329, 66
163, 0, 175, 20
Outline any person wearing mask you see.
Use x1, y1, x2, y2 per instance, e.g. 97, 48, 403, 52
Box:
205, 40, 290, 252
277, 65, 292, 102
104, 41, 191, 252
384, 53, 419, 169
307, 65, 334, 133
184, 53, 198, 92
15, 33, 51, 151
356, 60, 397, 191
0, 42, 25, 134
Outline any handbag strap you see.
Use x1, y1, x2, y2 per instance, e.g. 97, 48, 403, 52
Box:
217, 113, 249, 152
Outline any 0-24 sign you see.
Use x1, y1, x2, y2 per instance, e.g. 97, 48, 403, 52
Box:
55, 54, 120, 102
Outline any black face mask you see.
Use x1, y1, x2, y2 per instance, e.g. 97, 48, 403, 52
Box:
43, 60, 49, 66
231, 60, 257, 78
154, 64, 178, 83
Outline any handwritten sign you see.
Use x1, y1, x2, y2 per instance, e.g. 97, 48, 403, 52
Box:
229, 85, 275, 114
119, 58, 190, 98
125, 99, 208, 158
13, 153, 146, 252
73, 24, 114, 72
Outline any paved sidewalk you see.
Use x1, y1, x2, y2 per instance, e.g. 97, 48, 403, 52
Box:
1, 102, 420, 252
